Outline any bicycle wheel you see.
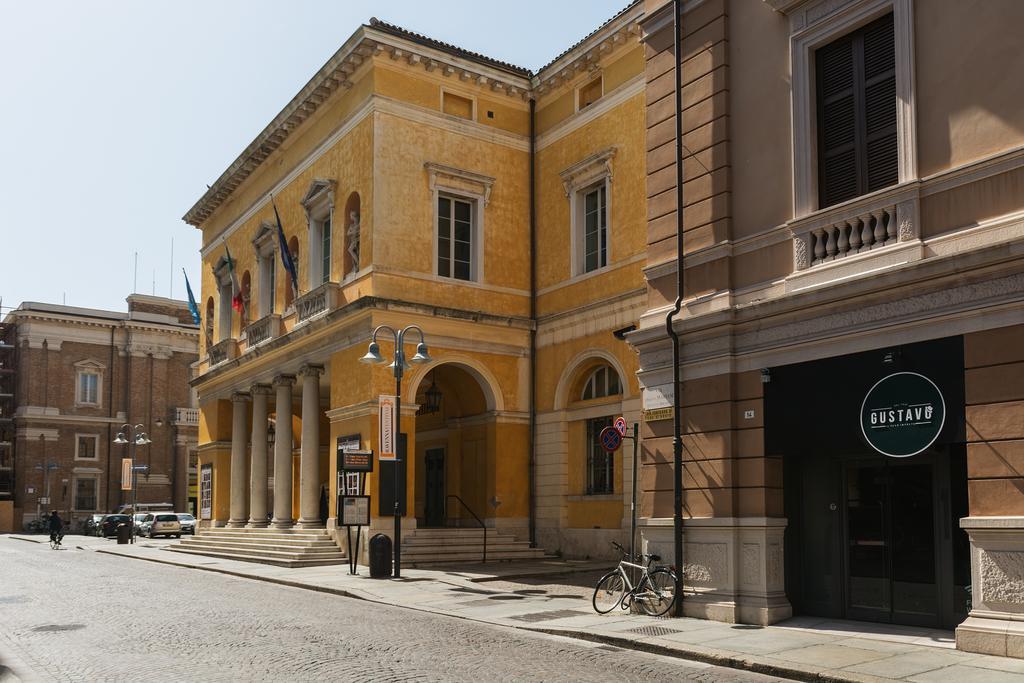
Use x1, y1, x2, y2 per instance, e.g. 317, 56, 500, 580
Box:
592, 571, 626, 614
639, 568, 677, 616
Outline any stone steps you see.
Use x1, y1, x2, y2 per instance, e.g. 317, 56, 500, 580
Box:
168, 526, 346, 568
399, 527, 550, 567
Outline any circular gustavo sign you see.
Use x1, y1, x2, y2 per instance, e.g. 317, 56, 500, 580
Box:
860, 372, 946, 458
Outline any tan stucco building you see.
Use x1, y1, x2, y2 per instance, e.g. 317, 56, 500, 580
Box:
634, 0, 1024, 659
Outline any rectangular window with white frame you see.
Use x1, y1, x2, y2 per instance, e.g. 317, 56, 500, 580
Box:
259, 251, 276, 317
74, 477, 98, 511
437, 194, 476, 282
77, 371, 99, 405
586, 416, 614, 495
581, 183, 608, 273
320, 214, 331, 285
302, 180, 335, 289
560, 147, 615, 278
75, 434, 99, 461
788, 0, 915, 216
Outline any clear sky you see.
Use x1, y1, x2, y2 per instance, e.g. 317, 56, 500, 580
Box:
0, 0, 627, 314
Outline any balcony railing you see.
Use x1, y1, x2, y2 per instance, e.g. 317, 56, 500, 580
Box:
786, 183, 923, 292
208, 339, 238, 366
245, 314, 282, 348
294, 282, 341, 324
175, 407, 199, 426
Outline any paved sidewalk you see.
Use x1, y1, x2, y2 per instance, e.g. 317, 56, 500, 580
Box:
10, 534, 1024, 682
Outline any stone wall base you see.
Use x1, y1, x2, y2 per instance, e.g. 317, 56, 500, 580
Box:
640, 517, 792, 626
536, 526, 628, 560
957, 517, 1024, 659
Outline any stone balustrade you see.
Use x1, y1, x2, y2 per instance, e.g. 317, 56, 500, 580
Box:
208, 339, 238, 366
245, 314, 282, 348
175, 407, 199, 426
294, 282, 341, 324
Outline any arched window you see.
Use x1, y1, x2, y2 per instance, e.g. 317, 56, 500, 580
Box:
581, 365, 621, 401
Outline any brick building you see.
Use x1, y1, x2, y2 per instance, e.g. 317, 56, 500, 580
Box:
0, 295, 199, 532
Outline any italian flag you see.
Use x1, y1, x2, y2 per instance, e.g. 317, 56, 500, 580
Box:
224, 244, 244, 313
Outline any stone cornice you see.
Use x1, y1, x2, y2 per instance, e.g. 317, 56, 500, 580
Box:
183, 9, 645, 230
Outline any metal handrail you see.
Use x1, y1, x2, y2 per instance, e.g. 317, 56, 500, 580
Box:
446, 494, 486, 563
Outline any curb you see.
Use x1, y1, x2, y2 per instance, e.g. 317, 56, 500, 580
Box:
531, 628, 886, 683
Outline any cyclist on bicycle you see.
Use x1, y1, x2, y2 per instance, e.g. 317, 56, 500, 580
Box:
48, 510, 64, 544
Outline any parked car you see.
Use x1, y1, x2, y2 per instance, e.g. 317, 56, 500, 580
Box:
131, 513, 147, 535
84, 514, 105, 536
99, 514, 132, 538
140, 513, 181, 538
175, 513, 196, 535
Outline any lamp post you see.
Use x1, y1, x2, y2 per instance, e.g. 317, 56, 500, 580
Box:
114, 423, 152, 544
33, 455, 58, 525
360, 324, 431, 578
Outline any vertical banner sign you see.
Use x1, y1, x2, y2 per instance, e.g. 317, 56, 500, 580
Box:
121, 458, 133, 491
379, 395, 397, 461
199, 464, 213, 520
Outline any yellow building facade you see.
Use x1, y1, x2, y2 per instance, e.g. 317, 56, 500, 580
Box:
185, 7, 647, 562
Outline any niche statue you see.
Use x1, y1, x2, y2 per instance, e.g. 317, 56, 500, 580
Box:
347, 210, 360, 275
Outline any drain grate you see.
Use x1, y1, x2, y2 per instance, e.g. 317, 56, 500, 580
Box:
508, 609, 588, 623
33, 624, 85, 632
627, 625, 683, 637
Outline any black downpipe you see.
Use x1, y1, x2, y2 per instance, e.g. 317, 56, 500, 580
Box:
528, 96, 538, 548
666, 0, 686, 617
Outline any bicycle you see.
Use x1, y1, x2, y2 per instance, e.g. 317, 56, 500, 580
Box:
49, 531, 64, 550
592, 541, 677, 616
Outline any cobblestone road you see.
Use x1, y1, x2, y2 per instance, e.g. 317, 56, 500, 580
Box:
0, 538, 783, 682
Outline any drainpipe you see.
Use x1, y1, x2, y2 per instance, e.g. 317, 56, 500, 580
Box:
528, 96, 538, 548
665, 0, 686, 618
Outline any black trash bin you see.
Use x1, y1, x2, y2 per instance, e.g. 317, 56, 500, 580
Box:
369, 533, 392, 578
116, 523, 131, 545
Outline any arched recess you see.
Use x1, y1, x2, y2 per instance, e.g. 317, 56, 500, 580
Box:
407, 355, 504, 413
204, 297, 215, 350
553, 349, 628, 411
343, 192, 361, 276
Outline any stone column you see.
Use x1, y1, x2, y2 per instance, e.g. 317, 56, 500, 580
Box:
296, 364, 324, 528
248, 384, 273, 527
271, 374, 296, 528
226, 392, 250, 528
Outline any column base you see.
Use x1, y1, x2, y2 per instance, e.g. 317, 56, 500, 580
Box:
225, 518, 249, 528
270, 518, 294, 529
246, 518, 270, 528
295, 518, 325, 529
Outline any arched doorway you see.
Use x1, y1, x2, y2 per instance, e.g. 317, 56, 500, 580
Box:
412, 363, 492, 528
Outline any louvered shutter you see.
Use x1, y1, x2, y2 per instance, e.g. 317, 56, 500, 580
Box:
816, 13, 897, 209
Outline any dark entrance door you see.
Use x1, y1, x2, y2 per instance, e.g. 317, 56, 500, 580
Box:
424, 448, 445, 527
845, 457, 939, 626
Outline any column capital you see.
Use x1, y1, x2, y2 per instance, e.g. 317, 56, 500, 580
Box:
298, 363, 325, 378
272, 374, 296, 387
251, 383, 274, 396
231, 391, 251, 403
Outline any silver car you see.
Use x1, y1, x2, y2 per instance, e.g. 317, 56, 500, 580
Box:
140, 513, 182, 538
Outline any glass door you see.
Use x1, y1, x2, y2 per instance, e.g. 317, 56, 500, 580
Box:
844, 458, 940, 627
